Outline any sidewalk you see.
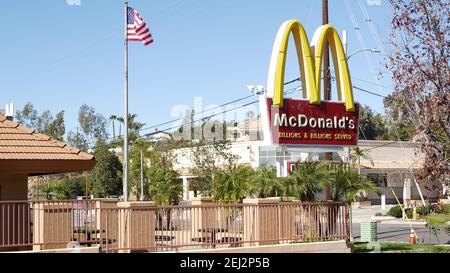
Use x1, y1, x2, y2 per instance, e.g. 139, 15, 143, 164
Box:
351, 205, 426, 225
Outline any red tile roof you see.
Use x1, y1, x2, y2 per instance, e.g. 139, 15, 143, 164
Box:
0, 115, 94, 162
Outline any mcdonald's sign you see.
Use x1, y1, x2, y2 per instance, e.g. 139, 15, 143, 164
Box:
260, 20, 359, 146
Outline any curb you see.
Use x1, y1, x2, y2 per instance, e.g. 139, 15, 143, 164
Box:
379, 220, 427, 225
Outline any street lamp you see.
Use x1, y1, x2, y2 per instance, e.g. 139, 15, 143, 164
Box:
347, 48, 381, 61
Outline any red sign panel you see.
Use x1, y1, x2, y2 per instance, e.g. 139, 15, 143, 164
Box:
267, 98, 359, 146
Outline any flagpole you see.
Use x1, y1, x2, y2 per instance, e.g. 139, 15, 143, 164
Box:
123, 1, 129, 202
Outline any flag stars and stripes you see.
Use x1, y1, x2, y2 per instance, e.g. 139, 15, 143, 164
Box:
127, 7, 153, 46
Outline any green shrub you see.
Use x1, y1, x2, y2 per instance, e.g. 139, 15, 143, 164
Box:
432, 203, 450, 214
416, 205, 433, 215
386, 203, 450, 220
388, 205, 403, 218
375, 212, 383, 216
445, 204, 450, 214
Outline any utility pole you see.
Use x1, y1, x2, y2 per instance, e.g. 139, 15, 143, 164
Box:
323, 0, 331, 101
323, 0, 333, 201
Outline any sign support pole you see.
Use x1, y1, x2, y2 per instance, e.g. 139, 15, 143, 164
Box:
323, 0, 333, 200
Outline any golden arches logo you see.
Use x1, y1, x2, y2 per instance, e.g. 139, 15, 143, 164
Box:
267, 20, 355, 112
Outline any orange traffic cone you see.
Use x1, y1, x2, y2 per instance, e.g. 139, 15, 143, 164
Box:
408, 228, 416, 244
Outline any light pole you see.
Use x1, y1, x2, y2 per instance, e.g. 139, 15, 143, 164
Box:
246, 85, 266, 95
347, 48, 381, 61
345, 47, 380, 243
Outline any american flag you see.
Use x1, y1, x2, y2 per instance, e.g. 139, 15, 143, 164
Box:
127, 7, 153, 46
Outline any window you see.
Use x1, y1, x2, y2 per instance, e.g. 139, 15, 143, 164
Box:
259, 147, 277, 167
365, 173, 388, 187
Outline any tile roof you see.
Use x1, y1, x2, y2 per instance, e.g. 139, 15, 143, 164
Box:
0, 115, 94, 161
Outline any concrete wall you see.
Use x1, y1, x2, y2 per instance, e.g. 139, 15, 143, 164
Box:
10, 246, 100, 253
169, 240, 351, 253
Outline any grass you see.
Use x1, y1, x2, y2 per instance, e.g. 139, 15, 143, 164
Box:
353, 242, 450, 253
424, 214, 450, 227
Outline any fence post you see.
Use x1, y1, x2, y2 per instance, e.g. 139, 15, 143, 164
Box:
117, 201, 156, 253
243, 197, 280, 246
279, 197, 297, 244
32, 202, 73, 251
95, 199, 118, 232
190, 197, 216, 239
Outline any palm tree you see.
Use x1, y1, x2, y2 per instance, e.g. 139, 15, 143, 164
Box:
247, 166, 283, 198
117, 116, 124, 138
284, 161, 332, 201
326, 162, 380, 241
41, 182, 54, 200
212, 165, 254, 204
110, 114, 146, 148
350, 147, 374, 198
350, 147, 374, 175
109, 115, 118, 140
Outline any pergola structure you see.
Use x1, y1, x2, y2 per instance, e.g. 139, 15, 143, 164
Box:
0, 115, 96, 201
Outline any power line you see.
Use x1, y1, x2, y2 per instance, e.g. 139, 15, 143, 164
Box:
154, 100, 259, 135
138, 81, 300, 134
353, 76, 392, 89
139, 94, 256, 133
353, 85, 386, 98
86, 83, 304, 150
111, 81, 384, 144
360, 139, 400, 152
137, 83, 385, 141
356, 0, 386, 54
97, 78, 385, 149
92, 99, 260, 149
343, 0, 386, 97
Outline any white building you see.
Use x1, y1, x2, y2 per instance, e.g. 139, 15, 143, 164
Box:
173, 116, 437, 204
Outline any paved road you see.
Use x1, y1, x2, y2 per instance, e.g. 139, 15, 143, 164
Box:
352, 223, 450, 245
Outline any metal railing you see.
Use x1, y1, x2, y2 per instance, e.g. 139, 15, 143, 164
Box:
154, 202, 348, 252
0, 200, 348, 252
0, 200, 97, 250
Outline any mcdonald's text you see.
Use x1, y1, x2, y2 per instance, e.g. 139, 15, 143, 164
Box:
267, 98, 359, 146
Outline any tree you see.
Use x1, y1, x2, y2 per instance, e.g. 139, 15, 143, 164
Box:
15, 102, 66, 141
350, 146, 374, 198
387, 0, 449, 190
350, 147, 374, 176
190, 140, 239, 197
284, 161, 332, 201
146, 150, 182, 205
52, 176, 85, 200
90, 140, 123, 198
40, 182, 54, 200
359, 105, 385, 140
46, 111, 66, 142
373, 114, 388, 140
129, 139, 151, 199
109, 113, 145, 148
328, 162, 379, 204
109, 115, 118, 140
68, 105, 108, 150
15, 102, 38, 128
145, 148, 182, 228
247, 166, 283, 198
67, 129, 88, 151
326, 162, 380, 241
212, 165, 253, 204
383, 95, 415, 141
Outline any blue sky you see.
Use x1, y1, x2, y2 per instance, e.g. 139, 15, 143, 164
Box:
0, 0, 392, 137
